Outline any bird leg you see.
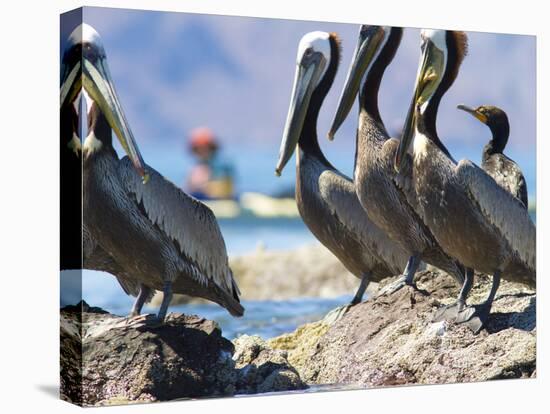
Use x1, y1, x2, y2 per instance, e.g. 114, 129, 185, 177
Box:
351, 272, 371, 305
157, 280, 173, 322
432, 267, 474, 323
376, 254, 421, 297
455, 270, 501, 334
324, 272, 371, 324
129, 284, 152, 317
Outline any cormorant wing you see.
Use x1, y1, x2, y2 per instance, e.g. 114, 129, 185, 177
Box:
118, 156, 238, 296
484, 153, 529, 208
318, 168, 407, 274
456, 159, 536, 271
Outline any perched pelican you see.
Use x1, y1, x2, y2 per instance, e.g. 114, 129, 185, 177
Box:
328, 25, 466, 294
60, 24, 243, 321
395, 30, 535, 332
275, 31, 409, 310
457, 104, 528, 208
60, 95, 147, 303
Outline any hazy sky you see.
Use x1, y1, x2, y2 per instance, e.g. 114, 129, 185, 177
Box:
61, 7, 536, 200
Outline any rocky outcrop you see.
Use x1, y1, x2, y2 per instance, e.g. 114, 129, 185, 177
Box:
270, 269, 536, 386
60, 302, 305, 406
61, 266, 536, 406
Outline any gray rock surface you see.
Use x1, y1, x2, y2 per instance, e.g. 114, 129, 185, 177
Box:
60, 302, 305, 406
270, 269, 536, 387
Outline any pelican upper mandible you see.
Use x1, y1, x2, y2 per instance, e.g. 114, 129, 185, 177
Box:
457, 104, 529, 208
395, 30, 535, 332
327, 25, 467, 295
275, 31, 409, 312
60, 24, 243, 322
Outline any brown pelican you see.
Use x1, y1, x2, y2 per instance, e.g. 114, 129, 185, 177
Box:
395, 29, 535, 332
60, 24, 243, 321
327, 25, 466, 295
457, 104, 528, 208
275, 31, 409, 311
60, 99, 151, 307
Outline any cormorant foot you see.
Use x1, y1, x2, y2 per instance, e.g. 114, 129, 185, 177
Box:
432, 300, 466, 323
455, 304, 491, 334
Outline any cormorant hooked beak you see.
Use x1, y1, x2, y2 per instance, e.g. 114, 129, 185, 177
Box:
328, 25, 385, 140
457, 104, 488, 124
60, 24, 149, 184
275, 33, 329, 176
395, 30, 446, 172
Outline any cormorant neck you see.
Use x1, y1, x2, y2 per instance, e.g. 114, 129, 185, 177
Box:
359, 28, 402, 129
299, 35, 339, 167
483, 119, 510, 160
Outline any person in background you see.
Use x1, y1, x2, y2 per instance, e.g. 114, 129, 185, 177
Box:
186, 127, 236, 200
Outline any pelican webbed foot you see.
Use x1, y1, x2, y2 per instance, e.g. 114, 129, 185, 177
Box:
323, 272, 372, 324
433, 267, 474, 323
455, 270, 501, 334
432, 299, 466, 323
323, 305, 352, 324
376, 254, 421, 297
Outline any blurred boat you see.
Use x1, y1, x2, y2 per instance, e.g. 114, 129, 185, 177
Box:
203, 192, 299, 219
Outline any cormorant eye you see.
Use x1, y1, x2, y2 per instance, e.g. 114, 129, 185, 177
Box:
305, 48, 313, 57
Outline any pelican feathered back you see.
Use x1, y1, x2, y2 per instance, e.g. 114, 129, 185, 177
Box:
118, 156, 239, 299
317, 167, 409, 276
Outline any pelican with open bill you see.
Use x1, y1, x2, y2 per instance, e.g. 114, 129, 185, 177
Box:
60, 24, 243, 322
275, 31, 410, 314
327, 25, 467, 296
457, 104, 528, 209
394, 29, 535, 332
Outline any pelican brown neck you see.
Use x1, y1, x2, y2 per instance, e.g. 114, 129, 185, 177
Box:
395, 30, 467, 171
328, 26, 394, 139
299, 33, 340, 159
359, 27, 402, 126
276, 31, 340, 176
417, 31, 467, 159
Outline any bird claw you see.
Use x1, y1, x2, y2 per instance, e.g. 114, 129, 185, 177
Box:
376, 276, 416, 298
432, 300, 465, 323
455, 305, 490, 334
323, 304, 353, 324
125, 313, 163, 328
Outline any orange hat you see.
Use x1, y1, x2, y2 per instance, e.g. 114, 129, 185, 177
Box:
189, 127, 217, 150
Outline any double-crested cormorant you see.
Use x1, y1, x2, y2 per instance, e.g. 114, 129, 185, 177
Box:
275, 31, 409, 311
395, 30, 535, 332
457, 104, 528, 208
